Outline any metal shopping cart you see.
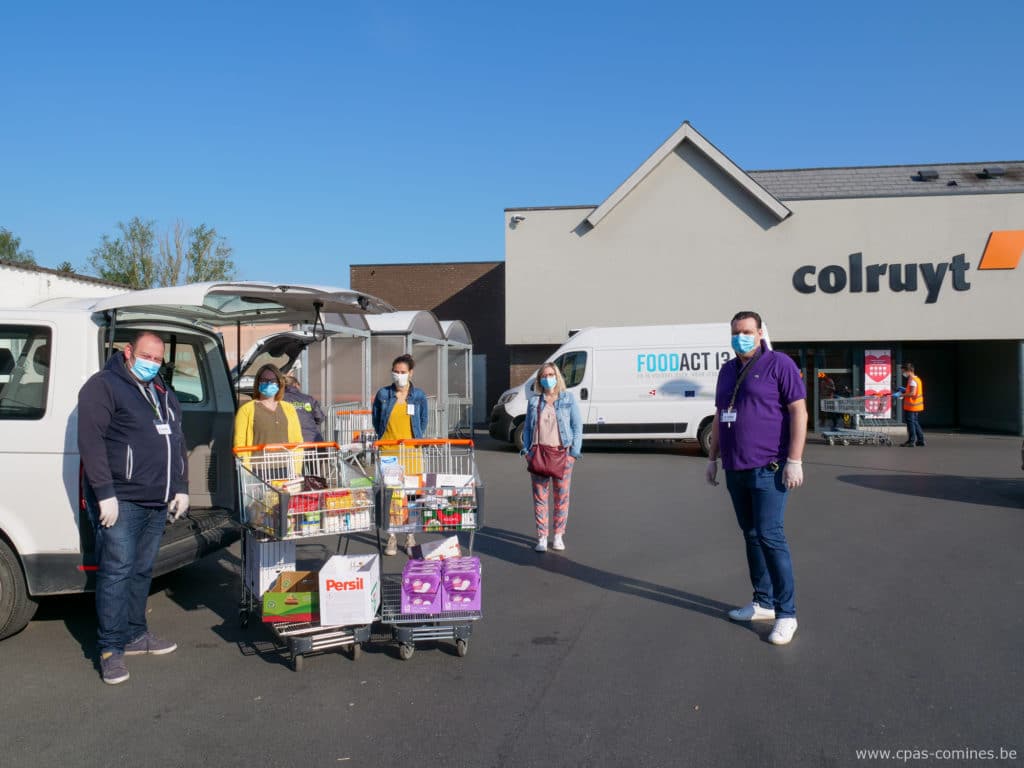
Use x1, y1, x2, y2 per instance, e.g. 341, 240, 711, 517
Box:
334, 408, 377, 475
234, 441, 376, 670
820, 395, 900, 446
374, 439, 484, 660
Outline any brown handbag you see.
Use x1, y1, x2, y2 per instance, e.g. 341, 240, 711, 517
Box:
526, 398, 569, 478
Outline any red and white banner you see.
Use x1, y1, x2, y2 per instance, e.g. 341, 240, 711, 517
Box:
863, 349, 892, 419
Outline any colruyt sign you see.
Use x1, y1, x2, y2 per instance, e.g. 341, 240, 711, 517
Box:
791, 231, 1024, 304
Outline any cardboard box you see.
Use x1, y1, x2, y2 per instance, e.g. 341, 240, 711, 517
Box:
318, 554, 380, 626
411, 535, 462, 561
262, 570, 319, 623
441, 557, 482, 612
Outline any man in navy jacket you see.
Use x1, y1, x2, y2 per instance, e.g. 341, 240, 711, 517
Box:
78, 330, 189, 684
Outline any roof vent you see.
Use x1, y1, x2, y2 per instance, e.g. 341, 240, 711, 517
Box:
981, 166, 1006, 178
916, 169, 939, 181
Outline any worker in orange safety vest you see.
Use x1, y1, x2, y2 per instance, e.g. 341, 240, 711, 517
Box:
893, 362, 925, 447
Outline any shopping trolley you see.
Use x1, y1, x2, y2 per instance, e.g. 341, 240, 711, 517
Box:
820, 395, 900, 446
234, 441, 376, 670
374, 439, 484, 660
334, 408, 377, 474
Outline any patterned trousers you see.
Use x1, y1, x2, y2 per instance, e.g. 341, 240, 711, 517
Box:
530, 458, 575, 537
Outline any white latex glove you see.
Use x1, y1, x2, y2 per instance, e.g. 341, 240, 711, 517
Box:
705, 460, 720, 487
168, 493, 190, 521
783, 461, 804, 489
98, 497, 119, 528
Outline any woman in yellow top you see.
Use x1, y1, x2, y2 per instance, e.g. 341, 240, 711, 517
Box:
372, 354, 430, 556
234, 364, 303, 450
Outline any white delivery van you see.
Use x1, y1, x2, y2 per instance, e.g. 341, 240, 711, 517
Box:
489, 323, 770, 455
0, 282, 391, 640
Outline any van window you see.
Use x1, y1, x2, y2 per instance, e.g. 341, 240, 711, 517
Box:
554, 351, 587, 389
0, 326, 52, 420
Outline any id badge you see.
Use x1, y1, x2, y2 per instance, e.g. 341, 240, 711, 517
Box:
155, 421, 172, 435
406, 404, 416, 416
720, 410, 737, 424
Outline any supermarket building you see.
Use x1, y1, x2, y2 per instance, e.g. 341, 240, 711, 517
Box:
503, 122, 1024, 434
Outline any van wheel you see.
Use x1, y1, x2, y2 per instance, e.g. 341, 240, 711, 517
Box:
513, 423, 525, 452
697, 421, 713, 457
0, 539, 37, 641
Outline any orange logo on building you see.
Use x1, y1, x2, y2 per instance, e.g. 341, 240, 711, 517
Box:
978, 231, 1024, 270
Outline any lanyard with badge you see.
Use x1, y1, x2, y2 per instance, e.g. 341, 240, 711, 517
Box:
138, 382, 172, 435
721, 349, 763, 428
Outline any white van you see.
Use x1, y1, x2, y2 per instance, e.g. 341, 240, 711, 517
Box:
489, 323, 770, 455
0, 282, 390, 640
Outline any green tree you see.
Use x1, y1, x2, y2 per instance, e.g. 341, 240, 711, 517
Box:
56, 261, 74, 273
89, 217, 236, 289
0, 228, 36, 265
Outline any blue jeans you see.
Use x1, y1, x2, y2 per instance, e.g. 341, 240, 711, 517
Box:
725, 466, 796, 618
87, 495, 167, 653
904, 411, 924, 444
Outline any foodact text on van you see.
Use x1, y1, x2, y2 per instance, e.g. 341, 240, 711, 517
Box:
0, 282, 391, 640
490, 323, 765, 455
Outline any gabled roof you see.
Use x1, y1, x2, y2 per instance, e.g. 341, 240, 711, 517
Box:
585, 122, 792, 227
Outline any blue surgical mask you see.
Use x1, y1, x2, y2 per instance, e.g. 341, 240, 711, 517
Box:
731, 334, 758, 355
130, 357, 161, 382
540, 376, 557, 390
259, 381, 280, 398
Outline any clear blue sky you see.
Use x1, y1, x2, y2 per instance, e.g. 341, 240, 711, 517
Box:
2, 0, 1022, 286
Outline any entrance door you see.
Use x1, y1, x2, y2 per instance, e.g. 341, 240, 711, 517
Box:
814, 368, 854, 432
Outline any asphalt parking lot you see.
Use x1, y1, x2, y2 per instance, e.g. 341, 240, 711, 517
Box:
2, 432, 1022, 768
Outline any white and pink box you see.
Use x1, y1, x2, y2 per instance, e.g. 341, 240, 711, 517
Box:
401, 560, 443, 614
318, 554, 380, 626
441, 557, 482, 612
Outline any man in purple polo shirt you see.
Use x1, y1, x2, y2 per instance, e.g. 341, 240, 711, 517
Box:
705, 310, 807, 646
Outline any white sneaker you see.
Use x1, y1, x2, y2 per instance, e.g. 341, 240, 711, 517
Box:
534, 537, 548, 552
551, 534, 565, 551
384, 534, 398, 556
405, 534, 417, 555
768, 617, 798, 645
727, 602, 776, 622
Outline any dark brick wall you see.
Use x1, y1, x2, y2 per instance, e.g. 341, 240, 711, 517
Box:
509, 345, 560, 390
350, 262, 510, 415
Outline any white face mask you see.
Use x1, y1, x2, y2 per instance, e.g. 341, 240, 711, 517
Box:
392, 371, 410, 388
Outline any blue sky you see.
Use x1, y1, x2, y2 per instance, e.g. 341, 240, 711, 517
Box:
2, 0, 1022, 286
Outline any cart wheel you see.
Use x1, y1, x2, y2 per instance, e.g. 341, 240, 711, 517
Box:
399, 643, 415, 661
293, 653, 304, 672
349, 642, 362, 661
239, 609, 249, 629
455, 639, 469, 658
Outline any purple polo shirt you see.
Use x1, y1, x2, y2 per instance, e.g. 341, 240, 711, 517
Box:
714, 341, 805, 471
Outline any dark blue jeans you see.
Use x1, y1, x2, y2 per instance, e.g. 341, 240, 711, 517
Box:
725, 466, 796, 618
904, 411, 925, 444
87, 496, 166, 653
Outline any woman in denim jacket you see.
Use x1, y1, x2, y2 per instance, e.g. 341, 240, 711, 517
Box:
373, 354, 430, 555
520, 362, 583, 552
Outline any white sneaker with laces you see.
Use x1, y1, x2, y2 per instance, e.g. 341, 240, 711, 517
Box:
551, 534, 565, 551
727, 602, 776, 622
384, 534, 398, 556
768, 617, 798, 645
534, 537, 548, 552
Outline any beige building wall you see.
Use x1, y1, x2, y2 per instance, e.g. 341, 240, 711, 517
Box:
506, 142, 1024, 345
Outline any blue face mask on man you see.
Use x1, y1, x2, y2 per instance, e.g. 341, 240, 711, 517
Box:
259, 381, 280, 398
731, 333, 758, 355
130, 356, 161, 382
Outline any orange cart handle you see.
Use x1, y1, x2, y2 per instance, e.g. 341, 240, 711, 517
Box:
233, 441, 340, 455
335, 409, 372, 415
373, 438, 474, 448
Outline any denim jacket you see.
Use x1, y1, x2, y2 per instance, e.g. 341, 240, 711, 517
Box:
372, 384, 430, 439
521, 391, 583, 458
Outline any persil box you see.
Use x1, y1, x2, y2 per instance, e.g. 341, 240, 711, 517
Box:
318, 554, 380, 626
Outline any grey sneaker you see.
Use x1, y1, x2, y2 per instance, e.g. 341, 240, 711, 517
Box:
384, 533, 398, 556
100, 651, 129, 685
124, 631, 177, 655
404, 534, 417, 555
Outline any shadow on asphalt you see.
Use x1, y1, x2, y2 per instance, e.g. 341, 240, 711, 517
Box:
473, 526, 758, 631
836, 474, 1024, 509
